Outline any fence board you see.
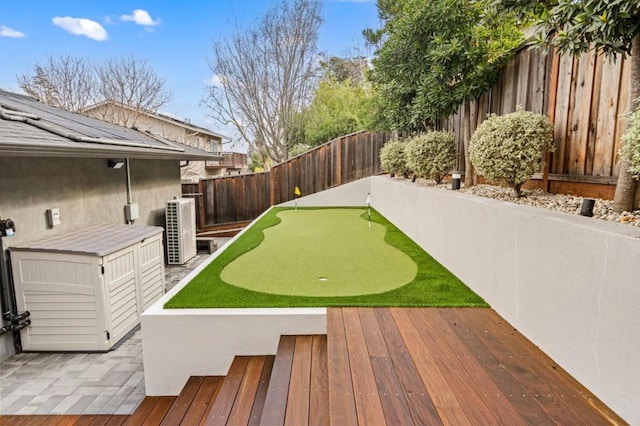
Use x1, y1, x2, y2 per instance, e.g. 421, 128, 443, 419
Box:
552, 53, 574, 174
516, 49, 530, 109
568, 52, 597, 175
593, 57, 623, 176
586, 54, 604, 175
613, 56, 632, 176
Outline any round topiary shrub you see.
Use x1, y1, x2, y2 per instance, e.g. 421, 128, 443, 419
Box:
380, 140, 409, 177
620, 101, 640, 177
405, 131, 457, 184
469, 109, 554, 197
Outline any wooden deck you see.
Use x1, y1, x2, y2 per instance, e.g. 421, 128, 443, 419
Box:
0, 308, 625, 425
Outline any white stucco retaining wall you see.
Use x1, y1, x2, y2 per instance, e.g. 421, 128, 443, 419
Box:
141, 208, 326, 396
368, 176, 640, 424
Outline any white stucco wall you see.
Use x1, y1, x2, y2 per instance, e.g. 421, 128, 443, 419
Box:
0, 157, 182, 360
367, 176, 640, 424
279, 177, 372, 208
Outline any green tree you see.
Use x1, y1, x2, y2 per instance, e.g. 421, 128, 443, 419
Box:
301, 78, 374, 147
365, 0, 522, 133
496, 0, 640, 211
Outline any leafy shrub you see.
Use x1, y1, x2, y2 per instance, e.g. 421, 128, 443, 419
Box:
620, 101, 640, 177
405, 131, 457, 184
469, 109, 554, 197
379, 140, 409, 176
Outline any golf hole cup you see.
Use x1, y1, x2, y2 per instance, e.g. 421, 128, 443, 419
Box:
452, 173, 461, 190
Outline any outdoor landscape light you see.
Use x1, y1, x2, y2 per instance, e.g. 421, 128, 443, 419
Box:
452, 172, 461, 190
580, 199, 595, 217
107, 159, 126, 169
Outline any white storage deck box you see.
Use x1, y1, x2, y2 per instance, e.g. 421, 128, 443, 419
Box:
9, 224, 165, 351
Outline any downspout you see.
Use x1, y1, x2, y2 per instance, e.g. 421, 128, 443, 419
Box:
125, 159, 135, 225
126, 159, 133, 206
0, 236, 30, 352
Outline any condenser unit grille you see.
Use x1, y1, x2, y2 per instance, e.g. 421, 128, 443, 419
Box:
165, 198, 196, 265
166, 202, 180, 264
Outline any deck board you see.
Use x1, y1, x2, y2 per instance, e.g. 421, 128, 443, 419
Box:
178, 376, 223, 426
259, 335, 295, 426
284, 336, 313, 426
204, 356, 248, 425
385, 308, 471, 425
327, 308, 359, 425
228, 356, 267, 425
124, 396, 161, 425
248, 356, 275, 426
376, 309, 449, 425
160, 376, 204, 425
141, 397, 175, 426
309, 335, 329, 426
342, 308, 386, 425
358, 308, 417, 426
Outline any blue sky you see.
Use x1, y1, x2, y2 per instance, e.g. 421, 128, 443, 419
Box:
0, 0, 379, 148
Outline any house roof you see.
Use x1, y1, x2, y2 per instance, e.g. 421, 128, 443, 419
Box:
0, 90, 222, 161
82, 100, 230, 141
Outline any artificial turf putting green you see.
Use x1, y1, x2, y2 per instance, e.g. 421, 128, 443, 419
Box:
220, 209, 417, 297
164, 207, 487, 308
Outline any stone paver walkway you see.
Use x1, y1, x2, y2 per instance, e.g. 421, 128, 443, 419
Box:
0, 330, 144, 415
0, 244, 221, 415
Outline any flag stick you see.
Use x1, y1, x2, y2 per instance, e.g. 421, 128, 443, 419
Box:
366, 192, 371, 229
294, 186, 301, 211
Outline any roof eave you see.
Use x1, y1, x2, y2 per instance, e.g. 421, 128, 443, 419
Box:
0, 144, 224, 161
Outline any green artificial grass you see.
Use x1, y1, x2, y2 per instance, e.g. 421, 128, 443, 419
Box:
164, 207, 487, 308
220, 209, 417, 297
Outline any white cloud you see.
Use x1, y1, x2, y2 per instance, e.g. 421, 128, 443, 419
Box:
0, 25, 26, 38
120, 9, 160, 26
209, 74, 224, 87
52, 17, 108, 41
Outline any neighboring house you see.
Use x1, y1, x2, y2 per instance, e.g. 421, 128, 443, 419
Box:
82, 101, 248, 182
0, 90, 219, 361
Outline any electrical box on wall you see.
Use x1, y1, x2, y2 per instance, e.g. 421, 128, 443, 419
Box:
125, 203, 139, 222
46, 208, 61, 227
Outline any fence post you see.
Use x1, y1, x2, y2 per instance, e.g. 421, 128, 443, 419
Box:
543, 48, 561, 193
336, 136, 343, 186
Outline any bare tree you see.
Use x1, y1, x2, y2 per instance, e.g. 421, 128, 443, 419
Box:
203, 0, 322, 165
18, 55, 96, 111
96, 56, 172, 127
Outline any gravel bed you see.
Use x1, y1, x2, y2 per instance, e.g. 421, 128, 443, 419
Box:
407, 177, 640, 227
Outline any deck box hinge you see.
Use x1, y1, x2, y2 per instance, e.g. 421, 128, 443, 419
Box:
106, 330, 110, 340
101, 265, 105, 274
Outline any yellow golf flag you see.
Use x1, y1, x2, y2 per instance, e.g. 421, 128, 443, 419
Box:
294, 186, 301, 196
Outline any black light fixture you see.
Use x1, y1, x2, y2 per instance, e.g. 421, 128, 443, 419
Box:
451, 172, 461, 190
108, 159, 126, 169
580, 199, 596, 217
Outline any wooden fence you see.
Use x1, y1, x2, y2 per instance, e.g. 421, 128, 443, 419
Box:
437, 45, 633, 198
182, 131, 390, 231
270, 131, 390, 205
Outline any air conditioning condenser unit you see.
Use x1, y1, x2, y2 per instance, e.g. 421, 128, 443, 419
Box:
166, 198, 196, 265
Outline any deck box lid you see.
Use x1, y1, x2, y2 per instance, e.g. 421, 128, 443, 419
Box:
9, 224, 163, 256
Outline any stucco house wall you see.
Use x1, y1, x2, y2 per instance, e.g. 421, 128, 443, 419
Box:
0, 157, 182, 360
